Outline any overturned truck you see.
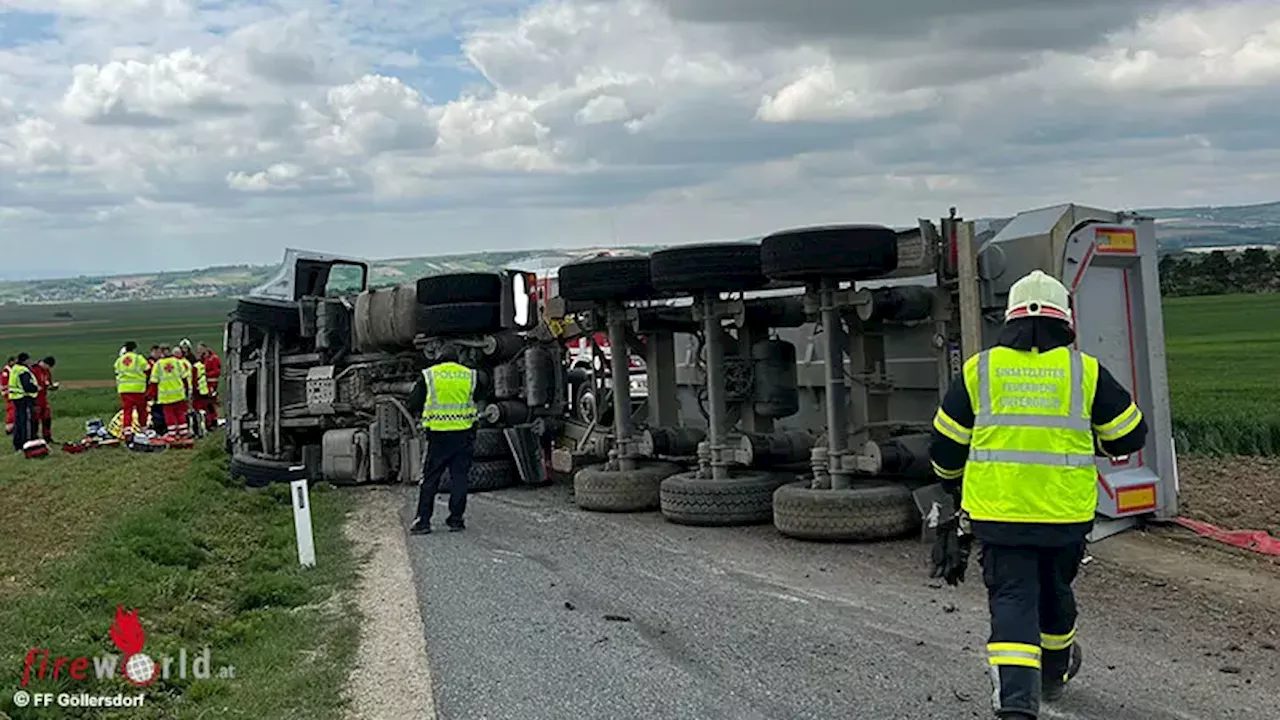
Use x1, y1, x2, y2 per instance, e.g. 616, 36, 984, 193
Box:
224, 250, 558, 491
225, 202, 1178, 545
544, 203, 1178, 542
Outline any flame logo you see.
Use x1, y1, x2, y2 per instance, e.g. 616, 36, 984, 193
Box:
109, 606, 157, 686
109, 606, 146, 656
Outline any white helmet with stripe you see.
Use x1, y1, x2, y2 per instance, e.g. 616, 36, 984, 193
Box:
1005, 270, 1072, 325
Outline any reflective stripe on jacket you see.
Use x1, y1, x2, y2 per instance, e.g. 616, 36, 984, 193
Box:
114, 352, 149, 394
7, 364, 32, 401
960, 346, 1100, 524
150, 358, 187, 405
193, 362, 210, 396
420, 362, 477, 431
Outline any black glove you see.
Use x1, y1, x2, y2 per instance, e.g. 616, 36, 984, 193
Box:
930, 512, 974, 586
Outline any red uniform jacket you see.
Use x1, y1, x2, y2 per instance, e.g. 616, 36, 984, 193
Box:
203, 353, 221, 380
31, 365, 52, 408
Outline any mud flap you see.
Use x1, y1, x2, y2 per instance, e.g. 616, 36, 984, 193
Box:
504, 425, 549, 486
912, 482, 957, 545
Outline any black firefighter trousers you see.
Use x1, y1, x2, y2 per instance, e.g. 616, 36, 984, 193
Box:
11, 398, 34, 452
981, 541, 1085, 717
415, 428, 476, 527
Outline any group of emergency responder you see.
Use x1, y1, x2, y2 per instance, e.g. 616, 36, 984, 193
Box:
3, 338, 224, 452
2, 353, 58, 452
112, 339, 221, 439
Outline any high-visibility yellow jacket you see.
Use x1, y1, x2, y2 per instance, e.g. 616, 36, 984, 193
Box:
193, 361, 210, 396
959, 347, 1102, 523
150, 358, 187, 405
114, 352, 150, 394
7, 364, 33, 401
932, 345, 1145, 525
420, 362, 477, 432
178, 358, 193, 395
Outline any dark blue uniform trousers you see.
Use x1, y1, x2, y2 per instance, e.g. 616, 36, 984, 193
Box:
981, 542, 1085, 717
415, 428, 475, 526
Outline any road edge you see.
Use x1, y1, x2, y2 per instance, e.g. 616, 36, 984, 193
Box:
342, 486, 437, 720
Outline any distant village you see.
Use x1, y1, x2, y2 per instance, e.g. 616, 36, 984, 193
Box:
0, 249, 641, 305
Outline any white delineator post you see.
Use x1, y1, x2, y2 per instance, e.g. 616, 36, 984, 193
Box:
291, 479, 317, 567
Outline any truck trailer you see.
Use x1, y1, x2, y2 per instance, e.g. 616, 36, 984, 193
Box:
224, 202, 1176, 543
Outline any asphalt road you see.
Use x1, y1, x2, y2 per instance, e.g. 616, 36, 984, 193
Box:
404, 482, 1280, 720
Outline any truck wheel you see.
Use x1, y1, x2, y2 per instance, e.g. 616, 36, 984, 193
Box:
557, 255, 653, 302
772, 480, 919, 541
473, 428, 510, 460
659, 470, 793, 527
650, 242, 767, 294
417, 273, 503, 306
440, 458, 518, 493
574, 383, 612, 426
229, 453, 307, 488
761, 225, 899, 281
573, 462, 682, 512
417, 302, 502, 335
234, 298, 301, 336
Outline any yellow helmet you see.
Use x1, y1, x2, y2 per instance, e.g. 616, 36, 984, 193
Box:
1005, 270, 1072, 324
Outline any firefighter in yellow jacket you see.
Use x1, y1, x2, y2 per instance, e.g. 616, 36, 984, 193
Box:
929, 270, 1148, 720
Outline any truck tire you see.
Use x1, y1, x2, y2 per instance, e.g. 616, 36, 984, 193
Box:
234, 298, 301, 336
659, 470, 793, 527
417, 273, 503, 306
440, 458, 518, 493
761, 225, 899, 281
573, 462, 682, 512
650, 242, 767, 294
473, 428, 510, 460
229, 453, 307, 488
557, 256, 653, 302
417, 302, 502, 335
772, 480, 919, 541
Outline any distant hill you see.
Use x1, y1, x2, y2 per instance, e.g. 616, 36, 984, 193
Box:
0, 248, 661, 304
3, 200, 1279, 304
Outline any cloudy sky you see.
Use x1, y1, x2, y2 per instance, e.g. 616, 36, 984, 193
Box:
1, 0, 1278, 278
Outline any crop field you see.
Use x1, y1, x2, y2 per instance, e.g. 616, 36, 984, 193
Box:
1163, 293, 1280, 456
0, 298, 234, 387
1, 293, 1278, 454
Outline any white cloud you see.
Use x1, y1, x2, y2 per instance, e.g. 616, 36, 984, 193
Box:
1, 0, 1280, 275
61, 49, 244, 124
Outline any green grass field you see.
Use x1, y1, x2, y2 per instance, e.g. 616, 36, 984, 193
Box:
0, 299, 233, 385
1163, 293, 1280, 455
0, 421, 358, 719
1, 300, 362, 717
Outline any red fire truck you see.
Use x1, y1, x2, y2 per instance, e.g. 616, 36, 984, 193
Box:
529, 251, 648, 425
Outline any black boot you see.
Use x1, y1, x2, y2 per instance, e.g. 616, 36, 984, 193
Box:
1043, 643, 1083, 702
408, 518, 432, 535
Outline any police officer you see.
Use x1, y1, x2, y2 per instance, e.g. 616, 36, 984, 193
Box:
407, 346, 482, 535
929, 270, 1149, 720
7, 353, 40, 452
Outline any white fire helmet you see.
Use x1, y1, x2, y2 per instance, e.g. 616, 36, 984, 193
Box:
1005, 270, 1072, 325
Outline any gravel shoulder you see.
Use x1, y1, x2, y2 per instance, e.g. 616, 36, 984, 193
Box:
400, 482, 1280, 720
343, 487, 436, 720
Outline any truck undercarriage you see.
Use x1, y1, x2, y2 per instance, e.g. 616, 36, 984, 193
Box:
225, 202, 1176, 543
